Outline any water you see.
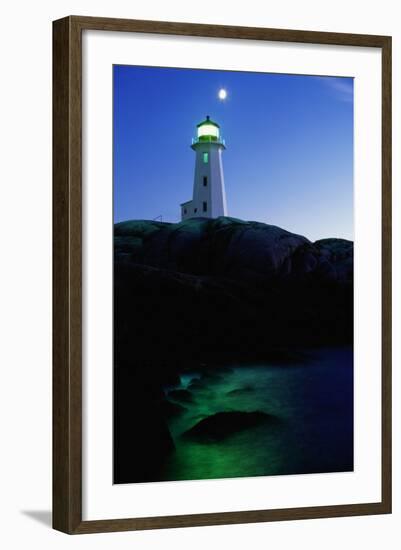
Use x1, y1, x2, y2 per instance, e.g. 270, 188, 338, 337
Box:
161, 347, 353, 482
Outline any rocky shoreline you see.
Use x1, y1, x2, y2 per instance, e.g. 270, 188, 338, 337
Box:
113, 217, 353, 483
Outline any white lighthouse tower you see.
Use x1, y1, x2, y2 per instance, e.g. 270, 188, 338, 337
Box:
181, 116, 227, 220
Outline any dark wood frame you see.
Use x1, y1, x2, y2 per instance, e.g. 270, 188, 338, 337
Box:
53, 15, 392, 534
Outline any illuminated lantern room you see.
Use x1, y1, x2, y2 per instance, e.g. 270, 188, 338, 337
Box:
196, 115, 221, 143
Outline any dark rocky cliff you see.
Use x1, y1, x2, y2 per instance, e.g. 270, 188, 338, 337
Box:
114, 216, 353, 369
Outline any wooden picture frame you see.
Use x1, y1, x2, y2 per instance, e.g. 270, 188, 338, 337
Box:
53, 15, 392, 534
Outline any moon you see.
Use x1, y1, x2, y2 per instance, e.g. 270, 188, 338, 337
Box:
218, 88, 227, 100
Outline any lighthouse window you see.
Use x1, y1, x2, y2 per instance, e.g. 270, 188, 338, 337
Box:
203, 152, 209, 164
203, 201, 207, 212
203, 176, 208, 186
194, 208, 198, 213
184, 208, 187, 214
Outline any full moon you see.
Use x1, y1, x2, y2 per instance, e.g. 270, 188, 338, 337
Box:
218, 88, 227, 100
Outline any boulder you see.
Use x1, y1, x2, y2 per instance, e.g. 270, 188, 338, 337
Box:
183, 411, 274, 442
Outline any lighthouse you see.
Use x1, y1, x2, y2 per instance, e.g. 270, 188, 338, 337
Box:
181, 116, 227, 220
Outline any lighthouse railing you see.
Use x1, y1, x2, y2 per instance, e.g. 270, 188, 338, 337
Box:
191, 136, 225, 146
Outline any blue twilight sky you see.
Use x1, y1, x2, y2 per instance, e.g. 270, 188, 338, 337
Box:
113, 65, 353, 242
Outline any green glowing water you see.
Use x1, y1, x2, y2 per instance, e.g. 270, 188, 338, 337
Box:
161, 348, 353, 482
